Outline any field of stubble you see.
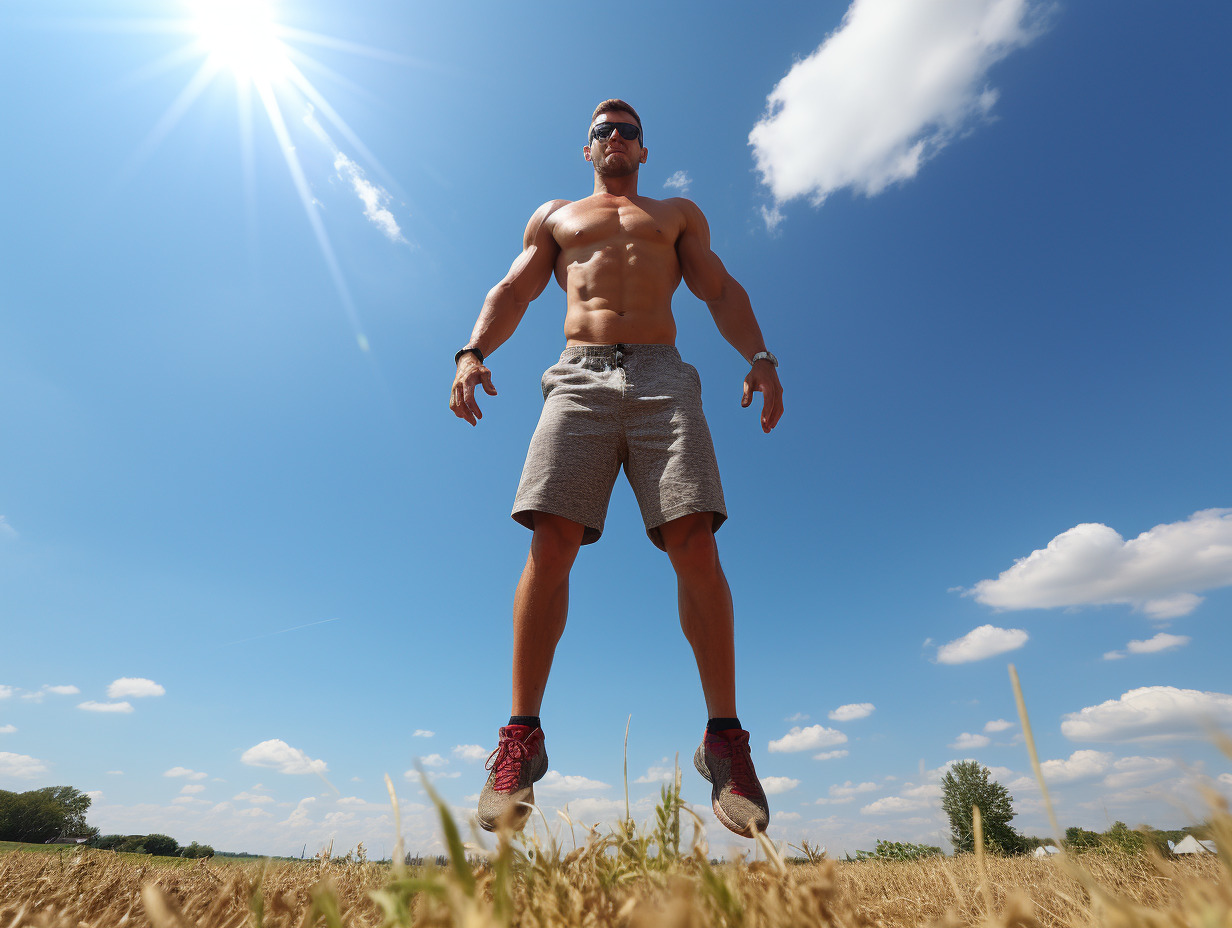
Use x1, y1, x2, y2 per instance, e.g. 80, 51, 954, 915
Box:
2, 795, 1227, 928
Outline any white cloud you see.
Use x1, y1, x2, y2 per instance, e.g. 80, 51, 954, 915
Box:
0, 724, 14, 735
861, 795, 927, 815
749, 0, 1045, 216
106, 770, 124, 776
419, 754, 448, 768
1102, 756, 1176, 790
814, 749, 850, 761
901, 783, 942, 800
241, 739, 328, 775
1102, 650, 1126, 661
21, 692, 43, 703
333, 152, 407, 243
86, 790, 103, 801
43, 685, 80, 695
78, 700, 133, 714
829, 703, 875, 721
180, 784, 205, 795
1034, 750, 1114, 785
0, 516, 17, 539
785, 712, 810, 722
404, 769, 461, 783
984, 719, 1013, 733
936, 625, 1028, 664
1062, 687, 1232, 742
663, 170, 692, 193
1128, 632, 1191, 654
634, 763, 676, 784
761, 776, 801, 795
412, 730, 434, 738
537, 770, 610, 793
452, 744, 488, 763
232, 791, 277, 804
0, 751, 48, 778
950, 732, 991, 750
1218, 773, 1232, 787
768, 724, 848, 753
108, 677, 165, 699
967, 509, 1232, 617
164, 767, 207, 780
0, 686, 12, 699
832, 780, 878, 799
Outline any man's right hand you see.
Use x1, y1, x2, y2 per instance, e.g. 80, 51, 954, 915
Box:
450, 355, 498, 426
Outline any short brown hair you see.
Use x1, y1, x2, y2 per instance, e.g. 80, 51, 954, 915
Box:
591, 99, 642, 136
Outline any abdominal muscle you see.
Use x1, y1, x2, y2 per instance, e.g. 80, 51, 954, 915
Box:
558, 244, 682, 347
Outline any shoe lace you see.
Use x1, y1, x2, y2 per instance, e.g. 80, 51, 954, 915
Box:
486, 735, 533, 792
725, 732, 758, 798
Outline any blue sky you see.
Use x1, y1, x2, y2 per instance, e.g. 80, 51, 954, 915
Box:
1, 0, 1229, 858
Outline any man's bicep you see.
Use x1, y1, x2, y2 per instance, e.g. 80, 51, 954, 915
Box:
503, 201, 565, 297
677, 201, 728, 302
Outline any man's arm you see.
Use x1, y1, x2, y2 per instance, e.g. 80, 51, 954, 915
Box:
450, 200, 567, 425
675, 199, 784, 433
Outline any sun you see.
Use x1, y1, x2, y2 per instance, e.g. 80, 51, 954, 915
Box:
190, 0, 289, 84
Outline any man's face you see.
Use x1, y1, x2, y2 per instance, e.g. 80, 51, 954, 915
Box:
584, 110, 646, 178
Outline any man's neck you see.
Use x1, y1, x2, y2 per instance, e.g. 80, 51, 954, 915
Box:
593, 173, 639, 198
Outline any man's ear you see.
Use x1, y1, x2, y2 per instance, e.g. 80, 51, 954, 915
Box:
639, 147, 648, 164
583, 145, 593, 162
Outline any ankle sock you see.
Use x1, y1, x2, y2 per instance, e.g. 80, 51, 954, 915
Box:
508, 715, 541, 729
706, 717, 742, 733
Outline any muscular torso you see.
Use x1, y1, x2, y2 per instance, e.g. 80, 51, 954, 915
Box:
545, 194, 688, 345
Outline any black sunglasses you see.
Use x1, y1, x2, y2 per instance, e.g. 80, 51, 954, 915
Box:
589, 121, 642, 144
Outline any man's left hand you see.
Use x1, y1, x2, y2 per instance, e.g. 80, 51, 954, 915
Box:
742, 361, 784, 433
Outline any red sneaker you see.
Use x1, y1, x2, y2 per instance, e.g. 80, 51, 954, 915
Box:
477, 725, 547, 832
694, 728, 770, 837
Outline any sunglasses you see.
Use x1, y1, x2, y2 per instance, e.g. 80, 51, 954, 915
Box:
589, 121, 642, 144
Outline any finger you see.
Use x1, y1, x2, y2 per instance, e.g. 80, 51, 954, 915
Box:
452, 385, 476, 425
741, 378, 752, 408
463, 382, 483, 422
480, 369, 498, 396
767, 391, 785, 431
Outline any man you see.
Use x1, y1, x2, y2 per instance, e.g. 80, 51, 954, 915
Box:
449, 99, 784, 838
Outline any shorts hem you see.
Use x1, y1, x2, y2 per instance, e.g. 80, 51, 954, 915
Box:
512, 503, 604, 545
644, 503, 727, 551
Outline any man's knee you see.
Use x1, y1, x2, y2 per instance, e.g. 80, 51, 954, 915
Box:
528, 513, 586, 575
661, 513, 721, 576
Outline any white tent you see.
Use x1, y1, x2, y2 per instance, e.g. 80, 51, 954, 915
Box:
1172, 835, 1215, 855
1032, 845, 1061, 858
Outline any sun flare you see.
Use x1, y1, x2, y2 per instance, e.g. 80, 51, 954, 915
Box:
190, 0, 288, 83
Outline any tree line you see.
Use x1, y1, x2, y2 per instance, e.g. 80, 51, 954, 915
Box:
0, 785, 212, 857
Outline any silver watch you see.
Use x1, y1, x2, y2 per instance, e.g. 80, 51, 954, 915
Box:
751, 350, 779, 368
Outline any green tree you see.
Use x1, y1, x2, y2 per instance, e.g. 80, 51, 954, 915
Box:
182, 841, 215, 858
940, 760, 1022, 854
143, 833, 180, 857
0, 786, 94, 843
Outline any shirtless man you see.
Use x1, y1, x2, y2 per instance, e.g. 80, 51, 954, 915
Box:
449, 100, 784, 838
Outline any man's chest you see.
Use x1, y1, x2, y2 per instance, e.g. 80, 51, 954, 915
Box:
552, 200, 682, 254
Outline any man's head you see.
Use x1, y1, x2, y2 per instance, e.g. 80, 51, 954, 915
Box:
585, 99, 646, 178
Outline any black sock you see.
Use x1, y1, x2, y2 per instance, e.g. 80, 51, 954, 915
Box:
508, 715, 541, 729
706, 717, 742, 733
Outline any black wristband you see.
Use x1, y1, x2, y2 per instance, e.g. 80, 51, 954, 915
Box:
454, 346, 484, 365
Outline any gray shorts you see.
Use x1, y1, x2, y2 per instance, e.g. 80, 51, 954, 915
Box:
512, 344, 727, 550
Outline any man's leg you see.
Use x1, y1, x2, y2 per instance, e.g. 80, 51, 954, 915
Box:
658, 512, 736, 718
660, 512, 770, 838
479, 512, 585, 833
511, 512, 586, 715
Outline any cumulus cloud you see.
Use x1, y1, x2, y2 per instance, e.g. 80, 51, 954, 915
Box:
936, 625, 1028, 664
815, 749, 850, 761
1062, 687, 1232, 742
785, 712, 810, 722
829, 703, 875, 721
538, 770, 611, 793
1102, 756, 1176, 790
44, 685, 80, 695
818, 780, 878, 804
861, 795, 928, 815
1129, 633, 1191, 654
761, 777, 801, 795
0, 516, 17, 539
108, 678, 165, 699
419, 754, 448, 768
769, 724, 848, 753
950, 732, 991, 750
0, 686, 12, 699
1035, 750, 1114, 785
634, 762, 676, 784
749, 0, 1046, 218
0, 724, 14, 734
179, 784, 205, 795
452, 744, 488, 762
0, 751, 48, 778
984, 719, 1014, 733
164, 767, 208, 780
967, 509, 1232, 618
78, 700, 133, 713
333, 152, 407, 243
404, 769, 461, 783
233, 791, 277, 804
412, 730, 434, 738
241, 739, 328, 775
663, 170, 692, 193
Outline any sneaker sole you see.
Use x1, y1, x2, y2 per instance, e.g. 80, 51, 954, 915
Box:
695, 743, 765, 838
478, 789, 535, 833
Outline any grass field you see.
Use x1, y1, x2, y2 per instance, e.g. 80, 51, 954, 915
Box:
1, 781, 1227, 928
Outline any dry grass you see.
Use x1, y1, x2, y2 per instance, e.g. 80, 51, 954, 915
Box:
1, 795, 1227, 927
